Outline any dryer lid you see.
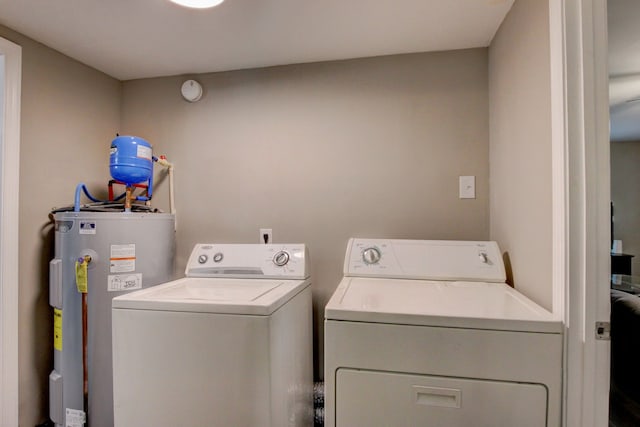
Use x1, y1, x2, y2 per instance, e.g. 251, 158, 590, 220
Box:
112, 277, 310, 315
325, 277, 562, 333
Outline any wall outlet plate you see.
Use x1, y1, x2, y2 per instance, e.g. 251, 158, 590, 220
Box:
260, 228, 272, 244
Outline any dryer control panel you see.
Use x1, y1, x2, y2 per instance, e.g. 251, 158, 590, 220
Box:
344, 238, 506, 283
186, 243, 309, 279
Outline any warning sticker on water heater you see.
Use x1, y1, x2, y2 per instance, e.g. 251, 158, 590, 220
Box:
110, 244, 136, 273
79, 221, 96, 235
65, 408, 86, 427
108, 273, 142, 292
53, 308, 62, 351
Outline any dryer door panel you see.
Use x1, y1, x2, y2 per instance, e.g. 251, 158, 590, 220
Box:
336, 369, 547, 427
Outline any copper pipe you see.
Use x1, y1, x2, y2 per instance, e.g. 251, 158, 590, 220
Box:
125, 186, 132, 211
82, 292, 88, 414
81, 255, 91, 424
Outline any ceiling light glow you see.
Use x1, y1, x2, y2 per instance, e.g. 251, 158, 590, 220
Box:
169, 0, 224, 9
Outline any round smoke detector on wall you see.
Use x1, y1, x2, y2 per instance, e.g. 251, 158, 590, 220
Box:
181, 79, 203, 102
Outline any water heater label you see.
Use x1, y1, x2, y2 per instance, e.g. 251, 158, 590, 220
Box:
53, 308, 62, 351
110, 244, 136, 273
79, 221, 96, 235
65, 408, 86, 427
137, 145, 152, 160
108, 273, 142, 292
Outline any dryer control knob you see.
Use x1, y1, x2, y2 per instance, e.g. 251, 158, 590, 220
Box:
362, 247, 381, 265
273, 251, 290, 267
197, 254, 208, 264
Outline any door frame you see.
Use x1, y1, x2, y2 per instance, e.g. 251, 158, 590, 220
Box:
559, 0, 611, 426
0, 36, 21, 427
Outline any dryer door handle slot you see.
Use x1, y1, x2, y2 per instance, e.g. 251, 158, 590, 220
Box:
413, 385, 461, 408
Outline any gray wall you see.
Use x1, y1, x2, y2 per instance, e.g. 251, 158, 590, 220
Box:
0, 25, 121, 426
611, 141, 640, 274
488, 0, 553, 310
121, 49, 491, 377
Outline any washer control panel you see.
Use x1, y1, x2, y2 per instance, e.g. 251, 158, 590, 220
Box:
344, 238, 506, 283
273, 250, 290, 267
362, 247, 382, 265
186, 243, 309, 279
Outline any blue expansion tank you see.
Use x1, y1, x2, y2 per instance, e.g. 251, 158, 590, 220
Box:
109, 136, 153, 186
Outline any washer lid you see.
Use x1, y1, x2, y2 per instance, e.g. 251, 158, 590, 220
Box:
325, 277, 562, 333
112, 277, 310, 315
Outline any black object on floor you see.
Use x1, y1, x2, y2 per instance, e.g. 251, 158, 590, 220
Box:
314, 381, 324, 426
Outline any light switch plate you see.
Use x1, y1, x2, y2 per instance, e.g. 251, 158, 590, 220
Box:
459, 176, 475, 199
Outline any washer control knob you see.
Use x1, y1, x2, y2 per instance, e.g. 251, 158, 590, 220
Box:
197, 254, 208, 264
273, 251, 290, 267
479, 252, 489, 264
362, 247, 381, 265
213, 252, 224, 263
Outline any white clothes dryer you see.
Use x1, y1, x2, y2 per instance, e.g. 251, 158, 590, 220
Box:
324, 238, 563, 427
112, 243, 313, 427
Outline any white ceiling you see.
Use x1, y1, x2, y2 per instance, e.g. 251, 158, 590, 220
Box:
0, 0, 514, 81
609, 0, 640, 141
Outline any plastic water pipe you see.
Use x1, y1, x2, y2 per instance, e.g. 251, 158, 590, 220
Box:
74, 183, 125, 211
156, 156, 176, 216
134, 177, 153, 202
74, 183, 101, 212
134, 157, 159, 203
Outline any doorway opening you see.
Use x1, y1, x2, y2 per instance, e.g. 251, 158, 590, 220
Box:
608, 1, 640, 425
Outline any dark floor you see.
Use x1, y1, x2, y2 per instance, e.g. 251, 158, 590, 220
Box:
610, 384, 640, 427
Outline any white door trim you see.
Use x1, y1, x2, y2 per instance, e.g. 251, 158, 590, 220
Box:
561, 1, 611, 426
550, 0, 567, 322
0, 36, 21, 427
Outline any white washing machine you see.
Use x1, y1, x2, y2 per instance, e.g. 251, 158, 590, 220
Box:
324, 238, 563, 427
112, 243, 313, 427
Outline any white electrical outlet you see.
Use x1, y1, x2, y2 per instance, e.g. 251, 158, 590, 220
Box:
259, 228, 273, 244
